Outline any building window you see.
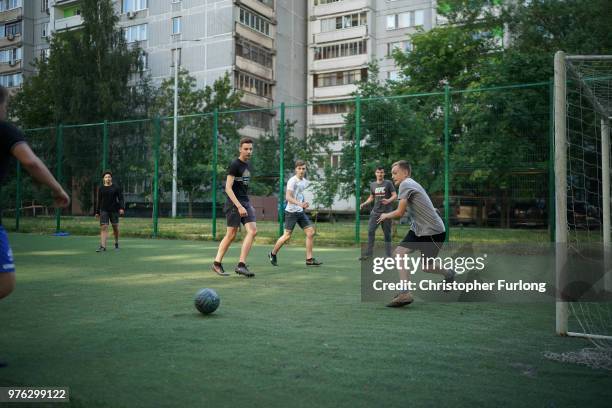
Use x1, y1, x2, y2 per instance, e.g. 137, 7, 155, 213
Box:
313, 103, 351, 115
122, 0, 147, 13
172, 17, 181, 35
41, 22, 49, 38
256, 0, 274, 8
312, 127, 346, 141
314, 0, 341, 5
239, 109, 272, 130
313, 39, 367, 61
387, 40, 411, 56
0, 0, 21, 11
235, 72, 273, 99
314, 68, 366, 88
0, 47, 21, 63
0, 72, 22, 87
40, 0, 48, 12
139, 52, 148, 70
236, 39, 273, 68
386, 10, 426, 30
124, 23, 147, 43
239, 7, 271, 37
3, 21, 21, 37
40, 48, 50, 61
414, 10, 425, 26
321, 11, 367, 32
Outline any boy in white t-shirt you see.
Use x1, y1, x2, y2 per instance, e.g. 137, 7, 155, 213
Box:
269, 160, 322, 267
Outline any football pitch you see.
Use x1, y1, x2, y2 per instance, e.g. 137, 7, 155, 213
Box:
1, 234, 611, 407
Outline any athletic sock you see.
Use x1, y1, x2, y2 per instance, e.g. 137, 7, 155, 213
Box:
306, 258, 313, 262
238, 262, 246, 268
214, 261, 222, 267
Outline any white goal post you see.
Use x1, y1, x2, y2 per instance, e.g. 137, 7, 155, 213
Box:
554, 51, 612, 344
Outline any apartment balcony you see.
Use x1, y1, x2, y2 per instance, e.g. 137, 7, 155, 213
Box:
0, 7, 22, 23
236, 56, 273, 81
54, 14, 83, 31
239, 125, 269, 139
313, 0, 370, 18
312, 53, 368, 72
235, 23, 274, 50
314, 25, 367, 44
236, 0, 275, 21
0, 59, 22, 74
310, 112, 346, 127
0, 33, 21, 48
313, 83, 357, 99
241, 92, 273, 109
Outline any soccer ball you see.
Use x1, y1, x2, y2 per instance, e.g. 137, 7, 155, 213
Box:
194, 288, 220, 315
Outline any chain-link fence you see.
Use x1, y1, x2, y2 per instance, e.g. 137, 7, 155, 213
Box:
2, 81, 554, 245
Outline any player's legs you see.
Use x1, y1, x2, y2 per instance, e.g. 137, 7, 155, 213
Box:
381, 218, 393, 257
215, 227, 238, 263
304, 226, 315, 260
420, 232, 454, 281
100, 224, 109, 249
272, 230, 292, 255
0, 227, 15, 300
363, 214, 378, 258
239, 222, 257, 263
0, 273, 15, 300
111, 212, 119, 248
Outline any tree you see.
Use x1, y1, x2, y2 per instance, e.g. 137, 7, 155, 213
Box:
9, 0, 147, 214
155, 70, 243, 216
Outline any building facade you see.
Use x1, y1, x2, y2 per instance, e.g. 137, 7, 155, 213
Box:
12, 0, 306, 136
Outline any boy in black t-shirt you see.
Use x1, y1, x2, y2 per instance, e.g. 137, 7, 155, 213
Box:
0, 85, 69, 316
94, 171, 125, 252
212, 138, 257, 277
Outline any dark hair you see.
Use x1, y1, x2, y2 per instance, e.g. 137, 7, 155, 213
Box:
392, 160, 411, 173
102, 171, 113, 178
295, 160, 306, 168
375, 166, 385, 171
239, 137, 254, 147
0, 86, 8, 105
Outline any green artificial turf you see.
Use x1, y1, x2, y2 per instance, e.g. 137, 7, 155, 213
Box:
0, 233, 610, 407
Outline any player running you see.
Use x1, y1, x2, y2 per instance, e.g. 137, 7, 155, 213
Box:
212, 138, 257, 277
377, 160, 455, 307
268, 160, 322, 267
95, 171, 125, 252
359, 166, 396, 260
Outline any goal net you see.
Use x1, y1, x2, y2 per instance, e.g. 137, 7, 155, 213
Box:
554, 52, 612, 355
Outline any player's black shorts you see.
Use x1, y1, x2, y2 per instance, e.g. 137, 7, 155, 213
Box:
284, 211, 313, 232
399, 230, 446, 258
225, 201, 256, 228
100, 211, 119, 226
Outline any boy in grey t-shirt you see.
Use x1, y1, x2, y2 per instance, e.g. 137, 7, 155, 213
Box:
359, 167, 396, 259
377, 160, 455, 308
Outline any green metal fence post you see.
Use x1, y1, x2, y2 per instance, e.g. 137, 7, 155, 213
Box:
15, 161, 21, 232
548, 78, 556, 243
444, 84, 450, 242
279, 103, 286, 237
355, 95, 362, 244
153, 116, 160, 238
212, 109, 219, 240
102, 120, 109, 172
55, 124, 64, 234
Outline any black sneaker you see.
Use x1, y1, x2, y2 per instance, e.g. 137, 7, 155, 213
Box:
269, 252, 278, 266
235, 264, 255, 277
212, 263, 229, 277
114, 242, 119, 250
96, 246, 106, 253
306, 258, 322, 266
